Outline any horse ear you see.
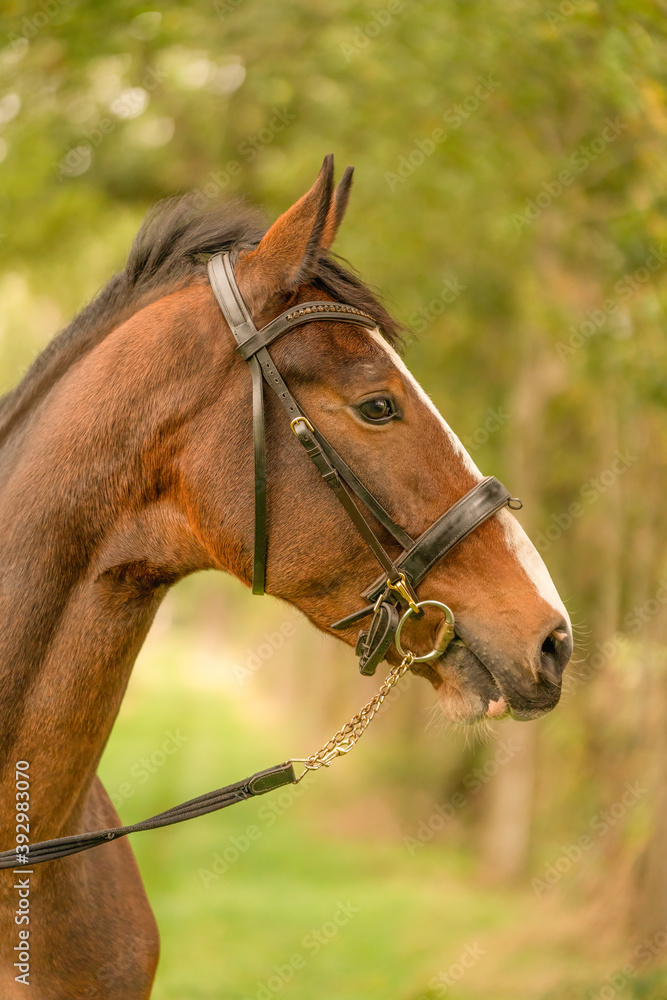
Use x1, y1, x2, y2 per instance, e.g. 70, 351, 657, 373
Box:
235, 155, 335, 311
321, 166, 354, 249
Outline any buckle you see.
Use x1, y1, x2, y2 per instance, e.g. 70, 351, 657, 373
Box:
290, 415, 315, 436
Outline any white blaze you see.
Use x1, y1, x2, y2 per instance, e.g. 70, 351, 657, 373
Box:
369, 330, 569, 623
369, 331, 482, 478
497, 509, 569, 618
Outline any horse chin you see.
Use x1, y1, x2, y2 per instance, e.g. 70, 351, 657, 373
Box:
432, 639, 510, 725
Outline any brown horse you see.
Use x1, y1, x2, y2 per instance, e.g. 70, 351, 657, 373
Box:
0, 157, 571, 998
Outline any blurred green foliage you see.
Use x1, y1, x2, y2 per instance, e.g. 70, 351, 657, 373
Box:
101, 606, 664, 1000
2, 0, 667, 996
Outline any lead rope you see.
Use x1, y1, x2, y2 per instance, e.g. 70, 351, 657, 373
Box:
0, 658, 414, 870
293, 653, 413, 776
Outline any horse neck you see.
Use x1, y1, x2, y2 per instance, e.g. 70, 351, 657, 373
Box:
0, 283, 229, 837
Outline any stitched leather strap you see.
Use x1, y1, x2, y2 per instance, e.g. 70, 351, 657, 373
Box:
363, 477, 510, 602
237, 302, 378, 359
209, 254, 267, 593
248, 358, 266, 593
331, 477, 511, 631
0, 761, 296, 870
355, 601, 400, 676
312, 430, 414, 551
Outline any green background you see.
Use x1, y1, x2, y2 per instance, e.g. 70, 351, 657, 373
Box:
2, 1, 667, 997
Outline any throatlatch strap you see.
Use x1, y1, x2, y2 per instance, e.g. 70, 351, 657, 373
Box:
248, 357, 267, 593
0, 762, 296, 870
208, 253, 268, 594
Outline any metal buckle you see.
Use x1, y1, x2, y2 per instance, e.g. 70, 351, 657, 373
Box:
290, 415, 315, 436
394, 600, 455, 662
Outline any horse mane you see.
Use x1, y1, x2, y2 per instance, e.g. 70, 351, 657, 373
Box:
0, 194, 404, 445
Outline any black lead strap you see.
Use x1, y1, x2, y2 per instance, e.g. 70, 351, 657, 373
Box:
0, 763, 296, 870
0, 647, 416, 870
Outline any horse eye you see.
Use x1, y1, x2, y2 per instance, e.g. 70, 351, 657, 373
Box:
357, 396, 397, 423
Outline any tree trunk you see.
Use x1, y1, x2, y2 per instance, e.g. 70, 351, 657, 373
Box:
478, 327, 550, 881
479, 719, 538, 882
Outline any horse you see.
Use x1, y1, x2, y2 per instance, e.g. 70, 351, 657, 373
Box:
0, 155, 571, 998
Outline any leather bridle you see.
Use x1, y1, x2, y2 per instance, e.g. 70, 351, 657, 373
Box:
207, 252, 522, 676
0, 248, 524, 872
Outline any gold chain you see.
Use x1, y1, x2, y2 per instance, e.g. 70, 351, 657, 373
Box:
294, 654, 414, 777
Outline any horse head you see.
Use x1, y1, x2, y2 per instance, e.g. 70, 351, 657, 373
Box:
183, 156, 572, 723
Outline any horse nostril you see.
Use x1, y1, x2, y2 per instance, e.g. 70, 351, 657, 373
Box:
538, 623, 572, 687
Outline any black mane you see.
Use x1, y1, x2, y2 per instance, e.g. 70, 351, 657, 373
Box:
0, 193, 404, 442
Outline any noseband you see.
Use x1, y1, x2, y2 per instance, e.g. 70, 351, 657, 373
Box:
208, 252, 522, 675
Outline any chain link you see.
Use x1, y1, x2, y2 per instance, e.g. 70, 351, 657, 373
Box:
294, 654, 414, 777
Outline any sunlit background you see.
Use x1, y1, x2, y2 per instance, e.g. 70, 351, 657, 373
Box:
2, 2, 667, 997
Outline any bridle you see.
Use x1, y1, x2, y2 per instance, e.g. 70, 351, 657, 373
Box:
0, 248, 524, 871
207, 251, 522, 676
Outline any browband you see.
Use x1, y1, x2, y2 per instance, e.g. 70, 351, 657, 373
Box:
237, 302, 378, 360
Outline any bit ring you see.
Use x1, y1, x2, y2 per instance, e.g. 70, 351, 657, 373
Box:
395, 600, 455, 662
